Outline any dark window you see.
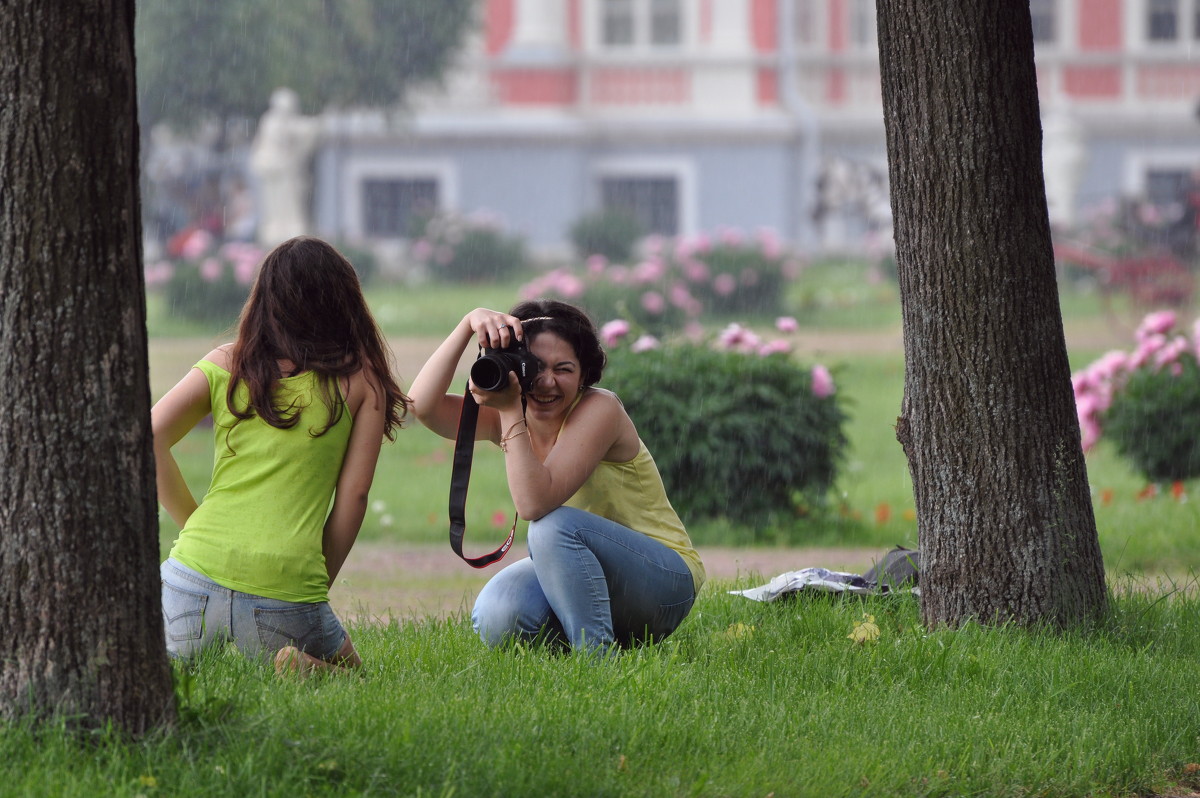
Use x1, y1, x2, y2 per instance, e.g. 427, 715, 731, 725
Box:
601, 177, 678, 236
649, 0, 682, 45
602, 0, 635, 45
1145, 168, 1190, 206
362, 178, 438, 237
1030, 0, 1057, 43
1148, 0, 1179, 41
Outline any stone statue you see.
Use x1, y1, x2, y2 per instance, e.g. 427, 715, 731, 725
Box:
249, 88, 322, 247
1042, 105, 1086, 230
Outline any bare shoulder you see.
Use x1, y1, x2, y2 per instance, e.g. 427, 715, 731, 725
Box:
576, 387, 636, 430
201, 344, 234, 370
581, 386, 624, 408
347, 365, 384, 413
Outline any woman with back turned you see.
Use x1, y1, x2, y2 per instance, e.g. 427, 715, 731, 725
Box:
153, 236, 408, 674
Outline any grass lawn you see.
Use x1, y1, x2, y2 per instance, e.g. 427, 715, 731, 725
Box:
7, 584, 1200, 797
62, 264, 1198, 796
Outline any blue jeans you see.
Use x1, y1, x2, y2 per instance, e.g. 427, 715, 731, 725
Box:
471, 507, 697, 652
160, 558, 348, 662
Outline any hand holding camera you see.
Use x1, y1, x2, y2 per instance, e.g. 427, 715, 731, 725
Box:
470, 326, 541, 394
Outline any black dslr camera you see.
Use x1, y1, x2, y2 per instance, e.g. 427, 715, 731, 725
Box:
470, 326, 541, 393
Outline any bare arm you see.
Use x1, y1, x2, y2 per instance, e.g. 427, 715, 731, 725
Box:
407, 308, 526, 443
497, 390, 635, 520
151, 352, 223, 527
323, 369, 387, 586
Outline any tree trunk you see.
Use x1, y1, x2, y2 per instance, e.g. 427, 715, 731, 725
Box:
0, 1, 176, 733
875, 0, 1108, 628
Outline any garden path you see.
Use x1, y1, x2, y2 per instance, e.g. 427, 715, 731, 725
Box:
330, 541, 882, 622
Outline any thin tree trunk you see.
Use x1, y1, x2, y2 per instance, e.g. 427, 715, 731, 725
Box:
875, 0, 1108, 628
0, 1, 176, 733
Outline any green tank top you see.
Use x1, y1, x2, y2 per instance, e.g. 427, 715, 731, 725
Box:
168, 360, 352, 602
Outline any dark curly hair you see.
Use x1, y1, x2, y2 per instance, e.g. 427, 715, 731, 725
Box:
509, 299, 607, 387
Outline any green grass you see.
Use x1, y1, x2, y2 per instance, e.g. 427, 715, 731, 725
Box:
15, 267, 1200, 796
7, 583, 1200, 797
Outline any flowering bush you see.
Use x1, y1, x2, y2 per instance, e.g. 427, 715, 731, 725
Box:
144, 231, 263, 324
521, 228, 801, 336
410, 212, 528, 283
1073, 310, 1200, 481
600, 317, 848, 532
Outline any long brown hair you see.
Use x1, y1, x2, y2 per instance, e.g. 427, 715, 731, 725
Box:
227, 236, 408, 439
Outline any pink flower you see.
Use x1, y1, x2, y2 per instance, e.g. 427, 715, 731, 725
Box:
775, 316, 798, 333
412, 239, 433, 261
1129, 334, 1166, 370
491, 510, 509, 528
640, 291, 665, 314
600, 319, 631, 347
718, 227, 744, 246
233, 258, 257, 285
669, 283, 696, 310
144, 260, 174, 288
716, 323, 750, 349
199, 257, 223, 283
713, 273, 737, 296
758, 339, 792, 356
631, 334, 660, 353
1079, 417, 1101, 452
179, 229, 213, 259
1136, 310, 1176, 341
682, 259, 710, 283
633, 258, 665, 284
1154, 335, 1190, 369
811, 365, 835, 398
551, 272, 585, 299
757, 227, 782, 259
586, 254, 608, 275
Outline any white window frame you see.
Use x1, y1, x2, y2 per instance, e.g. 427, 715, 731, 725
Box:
1122, 149, 1200, 198
1140, 0, 1200, 45
591, 156, 697, 238
343, 158, 458, 240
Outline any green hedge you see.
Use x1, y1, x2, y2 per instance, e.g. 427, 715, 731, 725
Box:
603, 345, 848, 531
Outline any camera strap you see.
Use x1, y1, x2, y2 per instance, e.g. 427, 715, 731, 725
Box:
448, 384, 516, 568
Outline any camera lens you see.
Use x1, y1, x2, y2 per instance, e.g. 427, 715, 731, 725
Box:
470, 355, 510, 392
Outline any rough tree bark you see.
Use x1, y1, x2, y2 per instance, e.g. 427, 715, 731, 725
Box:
0, 2, 176, 732
875, 1, 1108, 628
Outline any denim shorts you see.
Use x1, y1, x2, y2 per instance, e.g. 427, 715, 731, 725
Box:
160, 558, 348, 662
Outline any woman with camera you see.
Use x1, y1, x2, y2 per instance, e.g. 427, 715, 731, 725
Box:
409, 300, 705, 655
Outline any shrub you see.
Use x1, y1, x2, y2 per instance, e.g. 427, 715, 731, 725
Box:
410, 212, 528, 283
521, 228, 800, 336
600, 320, 848, 532
145, 232, 262, 325
1073, 309, 1200, 481
568, 208, 644, 263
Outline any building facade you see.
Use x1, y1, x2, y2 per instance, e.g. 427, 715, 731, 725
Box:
310, 0, 1200, 256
